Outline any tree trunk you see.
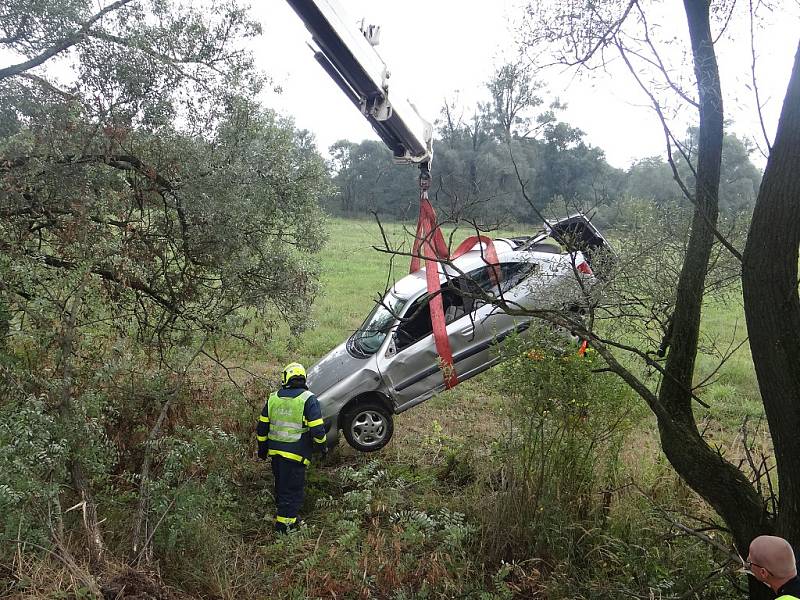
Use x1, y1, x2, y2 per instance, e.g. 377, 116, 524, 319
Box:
654, 0, 769, 571
469, 158, 479, 197
70, 460, 105, 566
662, 0, 724, 428
133, 390, 176, 563
742, 42, 800, 555
57, 278, 105, 566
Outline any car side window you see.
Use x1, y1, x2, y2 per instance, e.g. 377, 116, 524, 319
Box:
394, 279, 474, 352
499, 262, 538, 293
395, 265, 521, 352
458, 263, 536, 310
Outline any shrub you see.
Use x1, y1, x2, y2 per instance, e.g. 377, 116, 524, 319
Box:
477, 330, 636, 564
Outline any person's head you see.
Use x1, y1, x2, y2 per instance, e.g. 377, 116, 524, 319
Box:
281, 362, 306, 388
746, 535, 797, 592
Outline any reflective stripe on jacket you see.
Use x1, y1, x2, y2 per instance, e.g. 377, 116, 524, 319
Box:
256, 386, 327, 465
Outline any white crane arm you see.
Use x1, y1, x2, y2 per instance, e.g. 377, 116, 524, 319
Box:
285, 0, 433, 166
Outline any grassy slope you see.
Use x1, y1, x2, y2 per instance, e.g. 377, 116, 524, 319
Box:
160, 217, 761, 599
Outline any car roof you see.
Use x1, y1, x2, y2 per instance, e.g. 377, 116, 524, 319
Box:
388, 216, 609, 300
389, 238, 523, 299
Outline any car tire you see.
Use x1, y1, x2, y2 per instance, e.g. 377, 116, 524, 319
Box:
341, 402, 394, 452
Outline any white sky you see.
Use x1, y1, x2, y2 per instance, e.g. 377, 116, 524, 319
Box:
254, 0, 798, 169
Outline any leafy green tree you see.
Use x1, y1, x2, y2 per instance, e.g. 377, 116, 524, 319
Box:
534, 121, 626, 210
0, 0, 328, 566
625, 156, 681, 205
625, 131, 762, 213
325, 139, 416, 218
327, 60, 627, 226
486, 59, 546, 139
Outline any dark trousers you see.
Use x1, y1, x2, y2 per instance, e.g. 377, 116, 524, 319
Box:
271, 456, 306, 532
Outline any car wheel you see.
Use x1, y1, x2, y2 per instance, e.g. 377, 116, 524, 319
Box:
342, 402, 394, 452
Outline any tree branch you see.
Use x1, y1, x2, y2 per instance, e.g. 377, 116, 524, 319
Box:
615, 39, 744, 263
0, 0, 135, 81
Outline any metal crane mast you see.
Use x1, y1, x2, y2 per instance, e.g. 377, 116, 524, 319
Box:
284, 0, 433, 168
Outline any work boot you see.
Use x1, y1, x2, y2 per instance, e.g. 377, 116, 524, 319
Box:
274, 516, 301, 534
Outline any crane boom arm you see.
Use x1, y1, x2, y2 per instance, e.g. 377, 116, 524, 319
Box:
285, 0, 432, 166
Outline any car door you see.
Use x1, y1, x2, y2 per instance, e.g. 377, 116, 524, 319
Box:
375, 269, 491, 409
376, 264, 537, 409
451, 261, 539, 380
374, 289, 446, 410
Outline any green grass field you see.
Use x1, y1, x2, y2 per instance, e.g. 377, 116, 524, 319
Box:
222, 217, 764, 598
10, 217, 763, 599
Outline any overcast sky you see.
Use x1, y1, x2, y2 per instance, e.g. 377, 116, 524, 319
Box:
253, 0, 799, 170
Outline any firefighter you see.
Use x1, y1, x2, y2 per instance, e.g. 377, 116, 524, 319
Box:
257, 362, 327, 532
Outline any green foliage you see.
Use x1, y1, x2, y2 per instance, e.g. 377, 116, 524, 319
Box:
144, 425, 243, 578
1, 215, 759, 598
478, 330, 637, 562
325, 68, 761, 228
325, 65, 626, 224
325, 139, 418, 218
0, 394, 67, 544
623, 127, 762, 214
327, 118, 763, 227
0, 0, 329, 580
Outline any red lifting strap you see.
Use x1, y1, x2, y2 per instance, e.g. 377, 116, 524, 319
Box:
410, 194, 499, 389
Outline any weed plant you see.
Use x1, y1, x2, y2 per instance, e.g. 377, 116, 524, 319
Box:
476, 330, 635, 562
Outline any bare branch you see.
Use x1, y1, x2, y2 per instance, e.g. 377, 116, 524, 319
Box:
633, 482, 741, 563
692, 335, 750, 391
615, 40, 744, 262
632, 2, 699, 108
749, 0, 773, 154
17, 73, 77, 100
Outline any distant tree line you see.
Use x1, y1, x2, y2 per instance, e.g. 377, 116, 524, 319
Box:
323, 61, 762, 226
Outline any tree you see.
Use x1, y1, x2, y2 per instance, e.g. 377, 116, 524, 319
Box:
535, 120, 625, 210
625, 130, 762, 213
625, 156, 680, 204
0, 0, 328, 568
742, 42, 800, 561
325, 139, 416, 218
326, 61, 627, 226
431, 70, 625, 224
520, 1, 798, 598
486, 59, 545, 139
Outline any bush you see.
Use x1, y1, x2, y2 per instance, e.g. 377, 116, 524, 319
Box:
477, 330, 636, 563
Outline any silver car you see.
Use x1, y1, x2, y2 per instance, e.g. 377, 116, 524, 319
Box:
307, 215, 609, 452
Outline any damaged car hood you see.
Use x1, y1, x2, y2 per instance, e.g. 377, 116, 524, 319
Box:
307, 340, 371, 396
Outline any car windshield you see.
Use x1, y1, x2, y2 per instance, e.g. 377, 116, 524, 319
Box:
349, 292, 408, 356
